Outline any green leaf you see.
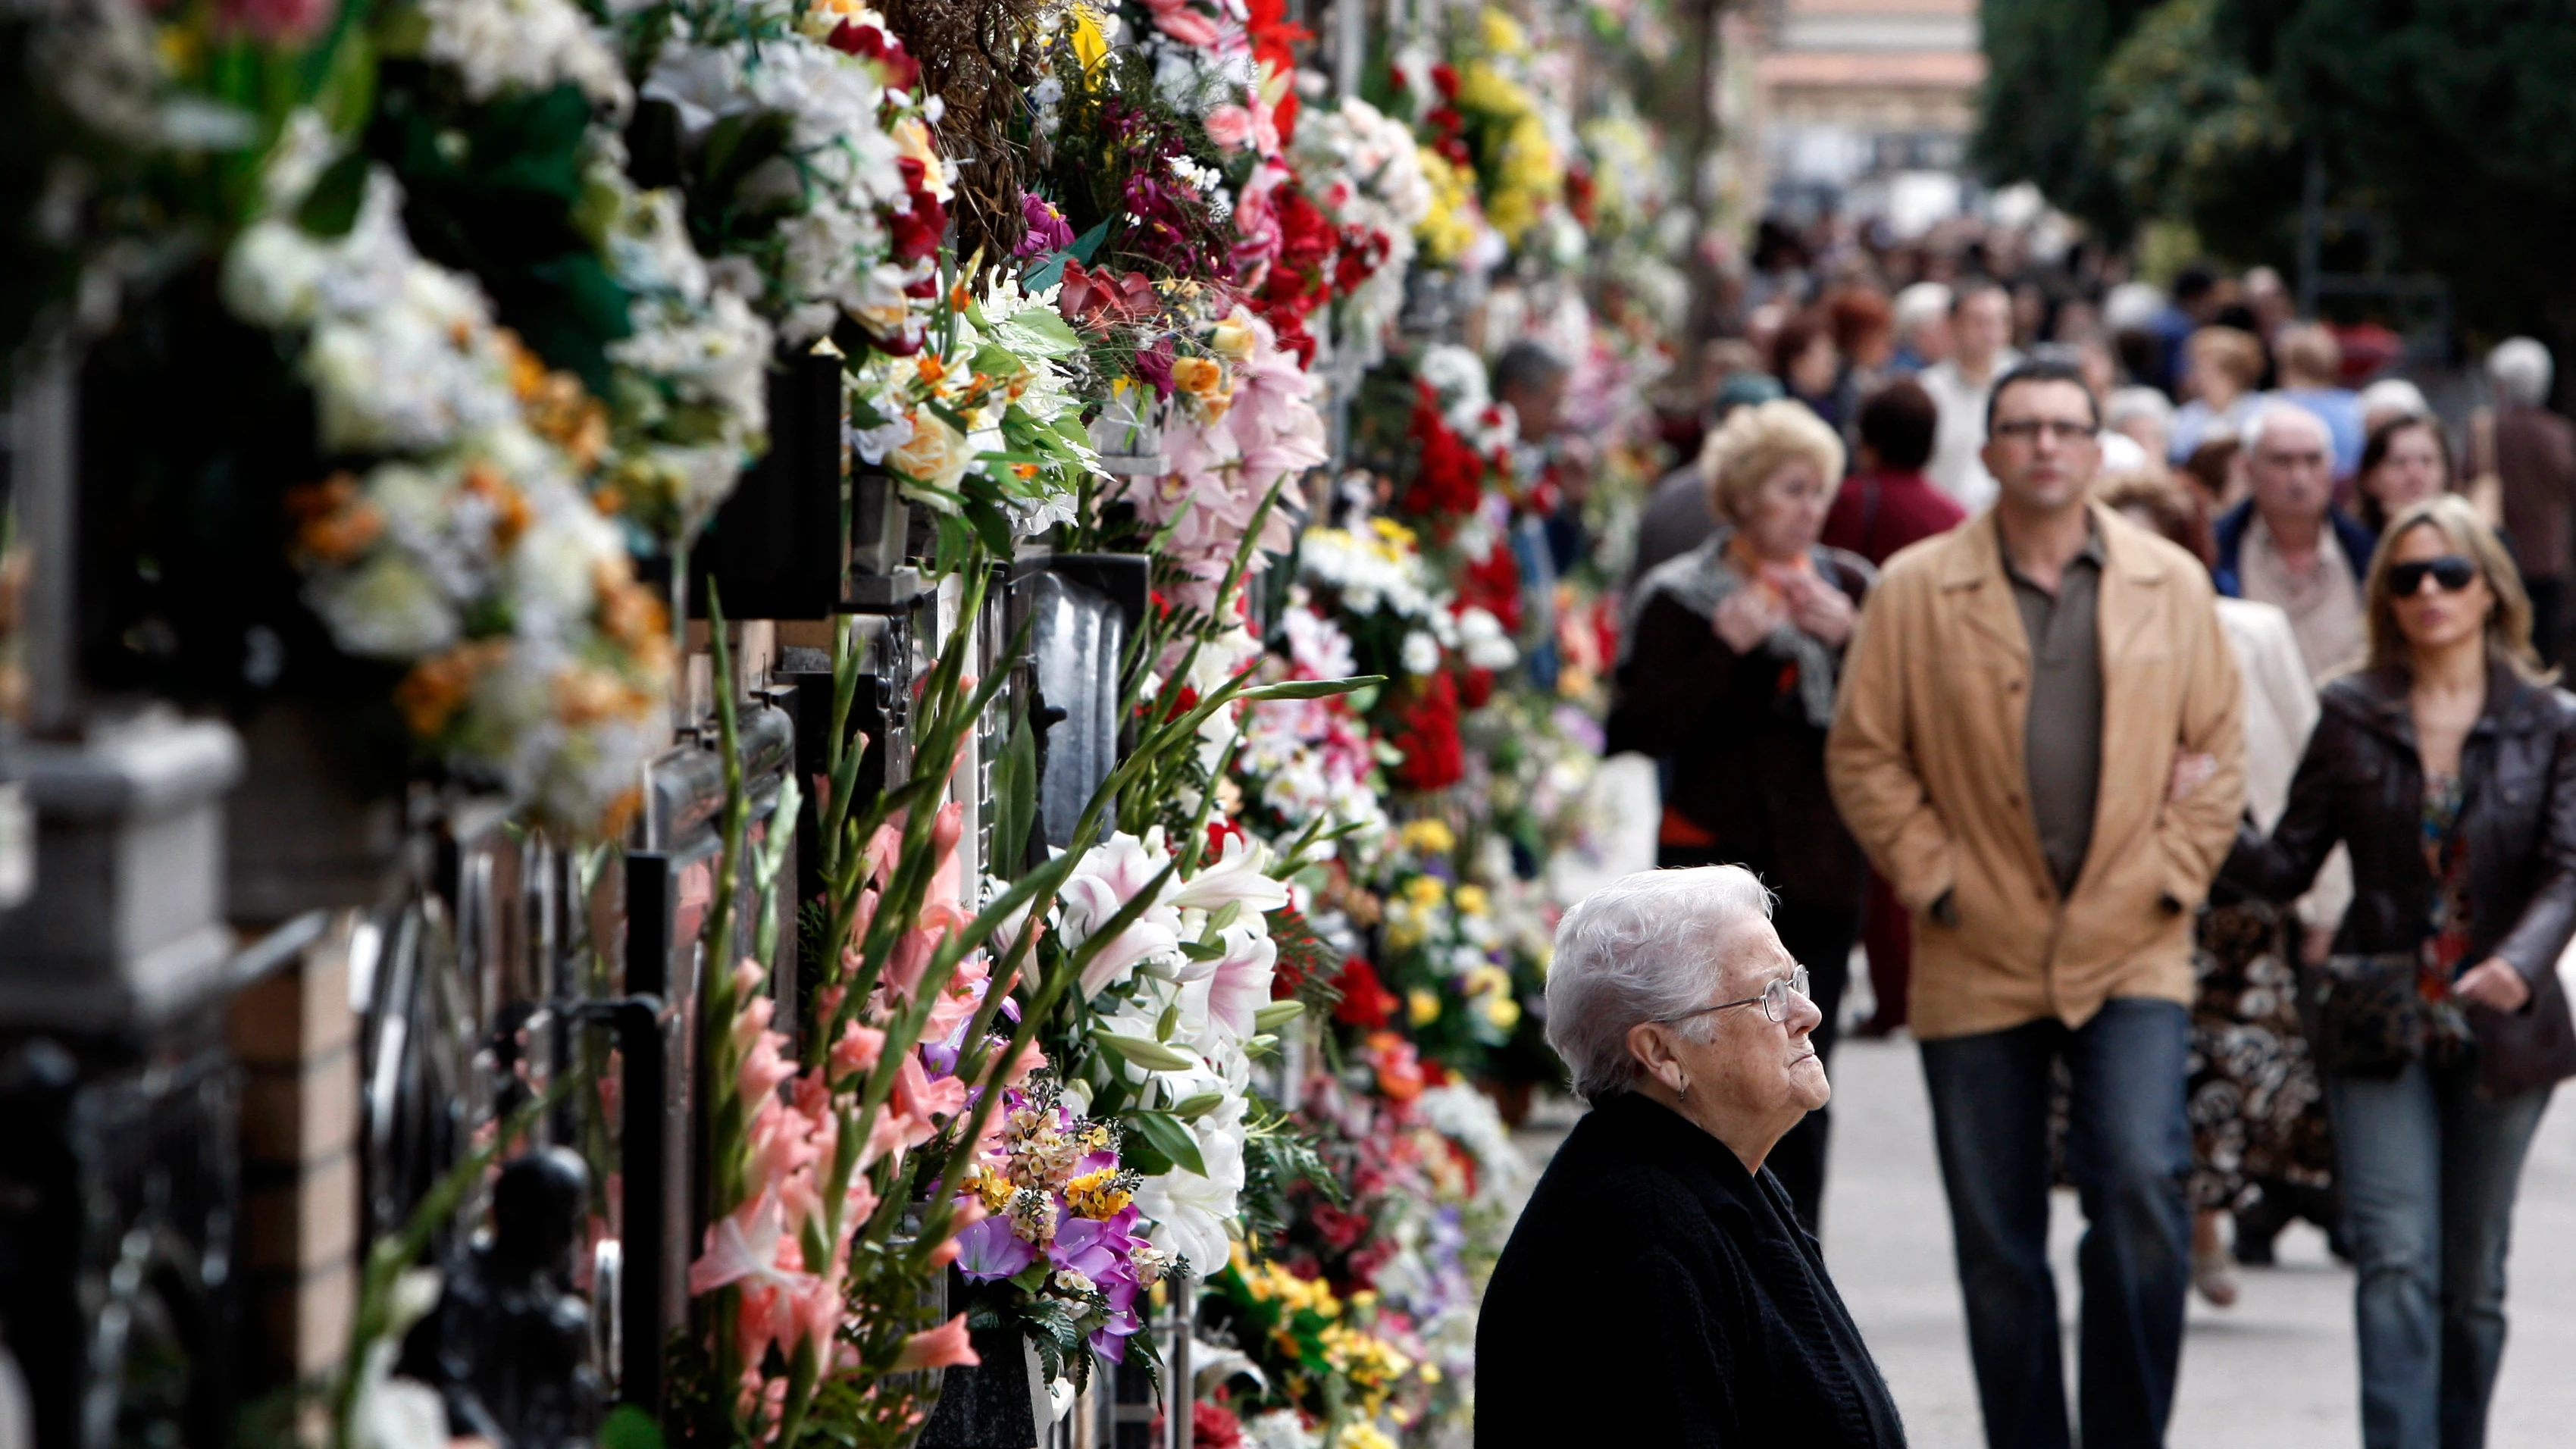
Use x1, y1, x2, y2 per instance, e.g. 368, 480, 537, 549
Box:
599, 1405, 665, 1449
1241, 674, 1385, 702
1174, 938, 1225, 962
1205, 900, 1242, 933
1125, 1108, 1208, 1178
1094, 1031, 1197, 1072
991, 710, 1038, 876
1020, 254, 1069, 293
1253, 999, 1306, 1031
294, 150, 369, 237
1168, 1091, 1227, 1120
1067, 219, 1109, 263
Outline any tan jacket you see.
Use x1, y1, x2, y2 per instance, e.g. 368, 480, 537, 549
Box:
1826, 504, 2246, 1039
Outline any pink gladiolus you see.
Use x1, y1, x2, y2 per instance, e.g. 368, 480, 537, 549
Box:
214, 0, 333, 43
893, 1314, 981, 1371
1002, 1037, 1049, 1087
737, 1022, 797, 1109
831, 1021, 887, 1083
688, 1194, 816, 1300
889, 1053, 968, 1146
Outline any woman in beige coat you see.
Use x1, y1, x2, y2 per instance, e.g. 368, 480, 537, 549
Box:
2101, 470, 2350, 1302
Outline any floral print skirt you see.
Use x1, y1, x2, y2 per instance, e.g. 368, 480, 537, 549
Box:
2184, 899, 2337, 1211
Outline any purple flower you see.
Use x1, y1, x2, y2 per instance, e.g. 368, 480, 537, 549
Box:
1017, 194, 1077, 258
952, 1211, 1039, 1282
1133, 338, 1176, 400
1049, 1205, 1140, 1283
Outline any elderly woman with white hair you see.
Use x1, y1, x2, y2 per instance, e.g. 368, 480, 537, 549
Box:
1476, 867, 1908, 1447
1607, 399, 1874, 1232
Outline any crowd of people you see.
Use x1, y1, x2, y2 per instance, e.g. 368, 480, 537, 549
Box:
1557, 232, 2576, 1449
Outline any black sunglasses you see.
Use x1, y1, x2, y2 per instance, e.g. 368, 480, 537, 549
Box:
2388, 556, 2478, 596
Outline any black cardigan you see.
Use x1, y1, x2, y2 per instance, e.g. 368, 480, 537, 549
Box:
1475, 1094, 1906, 1448
1605, 559, 1871, 906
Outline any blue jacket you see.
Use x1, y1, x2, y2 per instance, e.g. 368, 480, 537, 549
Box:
2210, 499, 2377, 599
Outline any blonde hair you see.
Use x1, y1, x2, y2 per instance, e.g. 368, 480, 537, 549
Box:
2362, 494, 2553, 681
1698, 399, 1846, 523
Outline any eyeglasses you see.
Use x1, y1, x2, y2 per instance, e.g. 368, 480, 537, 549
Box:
1990, 418, 2097, 443
2388, 556, 2477, 596
1654, 966, 1814, 1026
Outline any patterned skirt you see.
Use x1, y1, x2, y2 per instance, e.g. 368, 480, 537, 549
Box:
2185, 899, 2336, 1211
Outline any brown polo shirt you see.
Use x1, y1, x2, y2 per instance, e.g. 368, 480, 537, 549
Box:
2001, 521, 2105, 898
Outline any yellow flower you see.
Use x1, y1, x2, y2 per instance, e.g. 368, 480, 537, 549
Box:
1401, 875, 1447, 909
1366, 515, 1419, 559
1463, 963, 1510, 1000
1398, 818, 1454, 856
1481, 993, 1523, 1033
1415, 148, 1479, 264
1336, 1426, 1396, 1449
1454, 884, 1489, 916
890, 411, 972, 502
1069, 5, 1110, 73
1065, 1166, 1134, 1220
1209, 312, 1257, 362
1408, 987, 1441, 1027
1478, 6, 1529, 55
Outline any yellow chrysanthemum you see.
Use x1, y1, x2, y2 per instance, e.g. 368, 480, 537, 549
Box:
1398, 818, 1456, 856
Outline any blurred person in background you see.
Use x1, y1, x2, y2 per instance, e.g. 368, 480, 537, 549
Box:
1829, 286, 1898, 400
2223, 496, 2576, 1449
2243, 267, 2296, 348
1611, 399, 1873, 1234
2274, 323, 2366, 482
1775, 309, 1845, 433
2183, 435, 2249, 518
2169, 326, 2267, 463
1890, 280, 1953, 375
2098, 468, 2349, 1309
1830, 360, 2245, 1449
1494, 339, 1583, 577
1824, 378, 1968, 1041
1920, 280, 2022, 512
2149, 265, 2223, 393
2361, 377, 2434, 437
1631, 370, 1785, 584
2356, 415, 2462, 534
2215, 402, 2378, 681
2472, 337, 2574, 667
2108, 387, 2178, 468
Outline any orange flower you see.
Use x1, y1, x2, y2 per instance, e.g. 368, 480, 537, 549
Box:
394, 642, 504, 739
916, 354, 947, 384
460, 462, 531, 549
285, 473, 383, 562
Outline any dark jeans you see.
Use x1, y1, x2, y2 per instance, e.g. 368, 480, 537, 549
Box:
1920, 1000, 2193, 1449
2327, 1062, 2552, 1449
1766, 903, 1858, 1235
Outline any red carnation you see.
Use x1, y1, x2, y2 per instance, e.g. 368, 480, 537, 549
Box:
1332, 956, 1401, 1028
888, 157, 947, 262
1389, 672, 1464, 792
826, 20, 921, 95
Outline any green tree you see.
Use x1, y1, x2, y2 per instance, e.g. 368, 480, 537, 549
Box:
1973, 0, 2159, 235
2085, 0, 2299, 263
2269, 0, 2576, 354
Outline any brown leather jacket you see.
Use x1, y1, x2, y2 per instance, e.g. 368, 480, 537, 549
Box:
1826, 505, 2247, 1039
2224, 661, 2576, 1097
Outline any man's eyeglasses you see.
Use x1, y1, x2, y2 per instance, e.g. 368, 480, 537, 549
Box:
2389, 556, 2477, 596
1989, 418, 2097, 443
1654, 966, 1814, 1026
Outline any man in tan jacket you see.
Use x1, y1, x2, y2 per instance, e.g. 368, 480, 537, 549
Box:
1827, 359, 2245, 1449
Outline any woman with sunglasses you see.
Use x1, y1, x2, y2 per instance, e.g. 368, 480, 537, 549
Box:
2223, 493, 2576, 1449
1479, 866, 1906, 1448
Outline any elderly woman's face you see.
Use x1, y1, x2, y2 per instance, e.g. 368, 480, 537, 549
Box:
1736, 457, 1831, 562
1671, 915, 1831, 1123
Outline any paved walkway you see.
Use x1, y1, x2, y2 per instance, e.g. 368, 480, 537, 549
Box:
1816, 1034, 2576, 1447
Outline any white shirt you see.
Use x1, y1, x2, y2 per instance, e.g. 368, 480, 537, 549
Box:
2216, 596, 2352, 931
1920, 349, 2022, 513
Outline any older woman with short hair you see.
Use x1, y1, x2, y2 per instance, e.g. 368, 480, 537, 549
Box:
1476, 867, 1907, 1448
1608, 399, 1873, 1231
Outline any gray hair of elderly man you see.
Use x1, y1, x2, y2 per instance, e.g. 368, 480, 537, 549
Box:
1545, 865, 1776, 1104
2489, 336, 2554, 408
2239, 396, 2332, 455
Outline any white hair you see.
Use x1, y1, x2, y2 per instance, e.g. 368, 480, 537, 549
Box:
2104, 281, 2164, 334
1892, 282, 1951, 333
2240, 397, 2332, 454
2105, 386, 2174, 430
2360, 377, 2430, 423
2489, 337, 2553, 408
1544, 866, 1774, 1103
